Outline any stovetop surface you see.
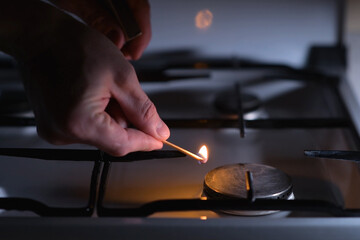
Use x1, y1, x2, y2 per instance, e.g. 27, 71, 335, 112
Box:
0, 68, 359, 218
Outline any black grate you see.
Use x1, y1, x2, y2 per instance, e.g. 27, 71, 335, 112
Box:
1, 62, 360, 217
0, 150, 184, 216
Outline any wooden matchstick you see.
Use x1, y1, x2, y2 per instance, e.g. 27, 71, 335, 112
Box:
163, 140, 205, 162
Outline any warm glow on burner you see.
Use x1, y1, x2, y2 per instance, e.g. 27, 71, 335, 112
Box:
201, 196, 207, 200
200, 216, 207, 220
198, 145, 208, 163
194, 62, 209, 69
195, 9, 213, 30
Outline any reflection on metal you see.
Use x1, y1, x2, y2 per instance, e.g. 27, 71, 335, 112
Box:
193, 62, 209, 69
304, 150, 360, 162
245, 171, 255, 202
0, 187, 7, 214
195, 9, 213, 30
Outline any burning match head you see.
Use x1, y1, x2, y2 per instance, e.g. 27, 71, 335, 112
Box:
197, 145, 208, 164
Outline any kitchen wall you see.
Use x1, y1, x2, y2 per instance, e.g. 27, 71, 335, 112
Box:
346, 0, 360, 103
346, 0, 360, 33
148, 0, 338, 68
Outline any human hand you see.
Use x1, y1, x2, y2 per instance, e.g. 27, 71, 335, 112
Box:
53, 0, 151, 60
20, 13, 169, 156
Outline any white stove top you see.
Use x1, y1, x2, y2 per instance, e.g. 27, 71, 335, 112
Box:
0, 69, 359, 219
2, 0, 360, 238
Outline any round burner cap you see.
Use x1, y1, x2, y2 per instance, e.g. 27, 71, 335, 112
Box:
214, 91, 261, 114
204, 163, 292, 200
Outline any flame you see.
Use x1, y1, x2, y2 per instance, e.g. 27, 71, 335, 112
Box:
200, 216, 207, 220
198, 145, 208, 163
195, 9, 213, 30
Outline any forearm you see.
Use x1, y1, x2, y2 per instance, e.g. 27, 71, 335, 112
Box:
0, 0, 76, 61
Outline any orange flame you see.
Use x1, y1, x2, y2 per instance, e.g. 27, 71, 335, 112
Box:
198, 145, 208, 163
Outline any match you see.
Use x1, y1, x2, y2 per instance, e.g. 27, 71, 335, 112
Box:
162, 140, 208, 163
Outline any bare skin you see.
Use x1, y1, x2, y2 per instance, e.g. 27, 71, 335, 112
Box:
51, 0, 152, 60
0, 0, 169, 156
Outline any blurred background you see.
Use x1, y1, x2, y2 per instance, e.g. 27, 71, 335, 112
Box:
1, 0, 360, 109
346, 0, 360, 105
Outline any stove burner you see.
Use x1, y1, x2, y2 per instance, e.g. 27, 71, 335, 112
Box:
203, 163, 293, 216
214, 90, 260, 115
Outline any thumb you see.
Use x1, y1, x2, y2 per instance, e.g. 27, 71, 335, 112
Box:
86, 111, 163, 156
113, 77, 170, 141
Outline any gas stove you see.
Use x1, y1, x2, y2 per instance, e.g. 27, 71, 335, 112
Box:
2, 0, 360, 239
1, 56, 360, 237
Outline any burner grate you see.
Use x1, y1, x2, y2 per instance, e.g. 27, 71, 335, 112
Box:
1, 62, 360, 218
0, 150, 184, 216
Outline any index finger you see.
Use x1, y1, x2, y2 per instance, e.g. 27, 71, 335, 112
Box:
121, 0, 151, 60
103, 0, 142, 41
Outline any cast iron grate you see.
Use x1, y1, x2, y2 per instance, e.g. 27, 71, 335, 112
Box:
0, 63, 360, 217
0, 150, 185, 216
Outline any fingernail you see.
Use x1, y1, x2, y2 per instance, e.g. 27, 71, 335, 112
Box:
156, 121, 170, 139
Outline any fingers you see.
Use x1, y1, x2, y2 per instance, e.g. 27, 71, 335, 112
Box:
121, 0, 152, 60
83, 2, 127, 49
20, 1, 160, 157
54, 0, 151, 58
85, 112, 163, 156
55, 0, 127, 48
105, 98, 129, 128
112, 70, 170, 141
35, 98, 164, 156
